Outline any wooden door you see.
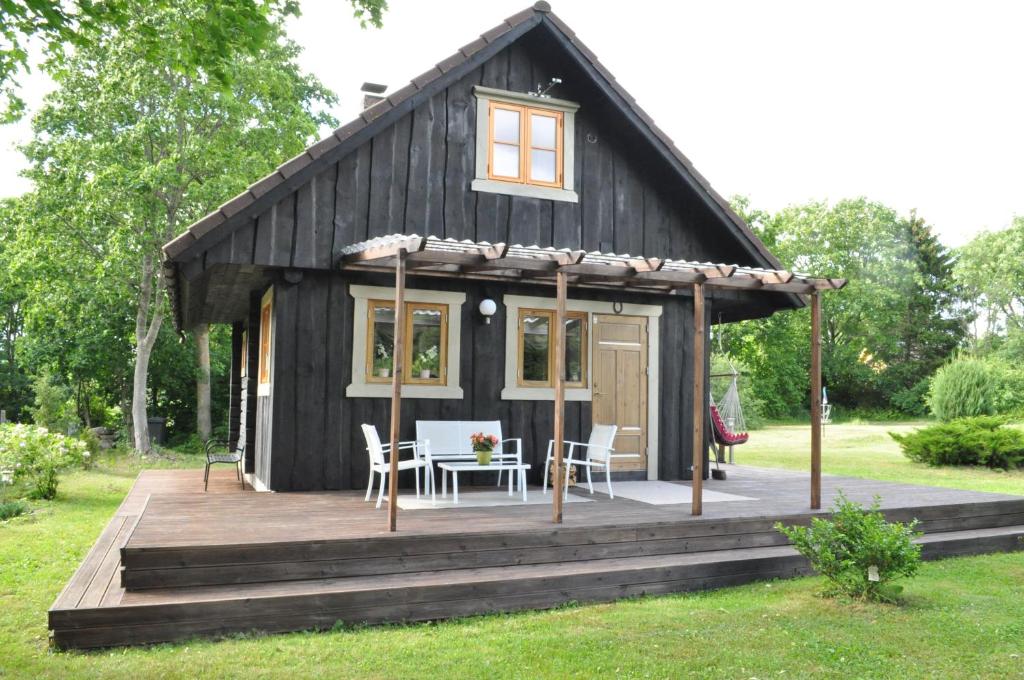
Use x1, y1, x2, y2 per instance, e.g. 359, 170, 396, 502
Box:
592, 314, 648, 472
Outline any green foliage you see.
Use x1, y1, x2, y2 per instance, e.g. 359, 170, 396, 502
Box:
0, 423, 88, 499
775, 493, 922, 603
0, 500, 29, 520
955, 216, 1024, 336
28, 370, 76, 434
0, 0, 387, 121
890, 417, 1024, 469
7, 1, 336, 448
927, 357, 996, 421
726, 198, 967, 418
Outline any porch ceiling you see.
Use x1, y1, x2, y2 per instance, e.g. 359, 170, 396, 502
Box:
337, 234, 847, 296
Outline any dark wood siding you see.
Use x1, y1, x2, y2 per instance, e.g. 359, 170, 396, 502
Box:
193, 37, 756, 282
255, 272, 703, 491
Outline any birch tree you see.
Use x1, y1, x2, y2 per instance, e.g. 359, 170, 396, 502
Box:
17, 1, 334, 452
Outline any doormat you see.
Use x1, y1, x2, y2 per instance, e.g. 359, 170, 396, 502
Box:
593, 481, 756, 505
397, 489, 593, 510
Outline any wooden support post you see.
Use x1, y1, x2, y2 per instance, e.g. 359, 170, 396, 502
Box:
552, 271, 567, 524
810, 291, 822, 510
388, 249, 407, 532
691, 282, 705, 516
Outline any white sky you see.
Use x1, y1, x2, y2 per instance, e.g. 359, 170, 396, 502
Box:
2, 0, 1022, 247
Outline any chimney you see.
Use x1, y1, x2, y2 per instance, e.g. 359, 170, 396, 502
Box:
361, 82, 387, 109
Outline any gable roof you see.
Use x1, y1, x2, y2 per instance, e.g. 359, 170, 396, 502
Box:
163, 1, 783, 273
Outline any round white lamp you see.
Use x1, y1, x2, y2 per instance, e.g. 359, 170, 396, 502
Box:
479, 298, 497, 324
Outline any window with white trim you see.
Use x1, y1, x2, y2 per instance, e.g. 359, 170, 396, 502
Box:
472, 86, 578, 203
348, 285, 465, 399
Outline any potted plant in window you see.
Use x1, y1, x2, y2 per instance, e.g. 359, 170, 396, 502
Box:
374, 343, 391, 378
412, 347, 438, 380
470, 432, 499, 465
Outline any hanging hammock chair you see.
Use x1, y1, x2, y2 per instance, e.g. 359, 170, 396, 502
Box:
710, 371, 749, 447
708, 321, 749, 474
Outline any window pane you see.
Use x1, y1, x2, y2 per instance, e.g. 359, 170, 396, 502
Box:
564, 316, 584, 383
530, 149, 557, 183
522, 313, 550, 382
371, 305, 394, 378
410, 307, 443, 380
492, 143, 520, 178
493, 108, 520, 143
531, 113, 556, 149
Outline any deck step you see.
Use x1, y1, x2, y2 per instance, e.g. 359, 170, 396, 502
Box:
119, 499, 1024, 590
52, 524, 1024, 649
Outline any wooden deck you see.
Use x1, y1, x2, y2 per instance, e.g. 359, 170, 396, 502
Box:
49, 466, 1024, 649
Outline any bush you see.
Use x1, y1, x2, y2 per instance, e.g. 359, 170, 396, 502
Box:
0, 500, 29, 520
889, 377, 932, 417
775, 493, 922, 603
0, 423, 89, 500
889, 416, 1024, 469
29, 370, 78, 434
928, 357, 997, 421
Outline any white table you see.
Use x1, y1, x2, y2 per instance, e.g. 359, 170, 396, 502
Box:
437, 462, 532, 504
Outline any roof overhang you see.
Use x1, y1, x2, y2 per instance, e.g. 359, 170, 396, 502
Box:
338, 234, 846, 297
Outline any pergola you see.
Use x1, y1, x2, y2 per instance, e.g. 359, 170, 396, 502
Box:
339, 234, 847, 531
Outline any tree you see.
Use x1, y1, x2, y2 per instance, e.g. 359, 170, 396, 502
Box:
0, 200, 32, 421
15, 1, 335, 452
0, 0, 386, 121
956, 216, 1024, 338
886, 211, 967, 413
726, 198, 963, 416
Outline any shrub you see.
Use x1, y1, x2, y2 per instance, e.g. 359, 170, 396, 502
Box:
775, 493, 922, 603
29, 370, 77, 434
0, 423, 89, 500
889, 417, 1024, 469
928, 357, 997, 421
0, 500, 29, 521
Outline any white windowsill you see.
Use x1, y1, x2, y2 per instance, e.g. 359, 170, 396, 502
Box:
346, 383, 465, 400
471, 178, 579, 203
501, 386, 591, 401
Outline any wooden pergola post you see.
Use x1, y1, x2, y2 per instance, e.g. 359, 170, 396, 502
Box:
552, 270, 567, 524
691, 282, 705, 516
388, 249, 407, 531
810, 291, 822, 510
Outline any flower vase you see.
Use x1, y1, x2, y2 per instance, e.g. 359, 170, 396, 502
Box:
475, 449, 492, 465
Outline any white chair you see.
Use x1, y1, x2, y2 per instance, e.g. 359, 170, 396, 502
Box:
361, 424, 433, 509
543, 424, 620, 500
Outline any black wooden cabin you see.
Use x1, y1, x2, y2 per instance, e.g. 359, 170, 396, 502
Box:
162, 2, 800, 493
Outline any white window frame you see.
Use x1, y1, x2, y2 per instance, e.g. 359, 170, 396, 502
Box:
347, 285, 465, 399
471, 86, 579, 203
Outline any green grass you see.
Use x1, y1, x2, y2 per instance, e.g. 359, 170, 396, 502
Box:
741, 421, 1024, 495
2, 432, 1023, 678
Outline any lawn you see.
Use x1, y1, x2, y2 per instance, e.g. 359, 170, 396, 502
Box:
1, 430, 1023, 679
739, 420, 1024, 496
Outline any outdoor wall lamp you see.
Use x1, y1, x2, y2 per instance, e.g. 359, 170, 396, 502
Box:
479, 298, 497, 324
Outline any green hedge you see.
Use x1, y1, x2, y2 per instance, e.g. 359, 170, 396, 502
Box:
890, 416, 1024, 469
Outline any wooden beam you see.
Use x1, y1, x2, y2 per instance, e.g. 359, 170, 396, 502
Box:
552, 270, 567, 524
810, 291, 822, 510
388, 249, 407, 532
691, 282, 705, 516
704, 275, 762, 290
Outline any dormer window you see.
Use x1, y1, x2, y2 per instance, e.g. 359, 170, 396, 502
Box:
472, 86, 578, 203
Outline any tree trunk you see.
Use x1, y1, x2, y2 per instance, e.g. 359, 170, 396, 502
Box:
132, 342, 152, 454
195, 322, 212, 441
131, 254, 165, 455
